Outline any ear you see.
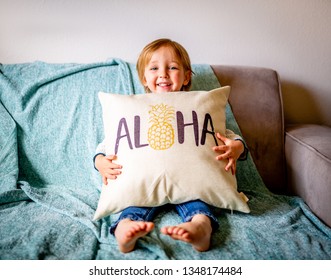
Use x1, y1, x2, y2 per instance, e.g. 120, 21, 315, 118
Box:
143, 76, 148, 86
142, 77, 151, 93
183, 70, 191, 86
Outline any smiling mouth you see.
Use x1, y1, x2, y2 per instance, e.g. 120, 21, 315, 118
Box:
157, 83, 172, 87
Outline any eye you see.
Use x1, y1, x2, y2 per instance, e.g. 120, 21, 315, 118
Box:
169, 66, 178, 70
150, 67, 158, 71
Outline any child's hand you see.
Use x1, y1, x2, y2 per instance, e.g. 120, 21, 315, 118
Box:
212, 133, 244, 175
95, 154, 122, 185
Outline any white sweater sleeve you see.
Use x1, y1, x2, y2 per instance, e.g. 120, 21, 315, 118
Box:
95, 139, 106, 155
93, 139, 107, 171
225, 129, 242, 141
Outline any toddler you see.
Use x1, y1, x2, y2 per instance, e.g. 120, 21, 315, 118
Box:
94, 38, 247, 253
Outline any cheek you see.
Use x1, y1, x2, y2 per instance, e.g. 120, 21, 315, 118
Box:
143, 74, 154, 85
176, 74, 187, 86
172, 73, 183, 83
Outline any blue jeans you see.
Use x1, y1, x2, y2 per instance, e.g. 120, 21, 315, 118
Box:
109, 200, 219, 235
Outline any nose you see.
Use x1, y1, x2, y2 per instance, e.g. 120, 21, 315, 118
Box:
159, 68, 169, 78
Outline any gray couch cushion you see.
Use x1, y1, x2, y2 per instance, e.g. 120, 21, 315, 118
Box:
285, 124, 331, 227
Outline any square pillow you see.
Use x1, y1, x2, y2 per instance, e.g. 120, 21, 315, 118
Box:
93, 86, 250, 220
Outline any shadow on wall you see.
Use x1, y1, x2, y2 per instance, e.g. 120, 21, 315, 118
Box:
281, 81, 322, 126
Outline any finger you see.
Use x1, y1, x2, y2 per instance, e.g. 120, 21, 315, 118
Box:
231, 161, 237, 175
216, 150, 231, 160
106, 154, 117, 160
106, 174, 118, 180
102, 176, 108, 185
213, 145, 227, 152
113, 169, 122, 175
216, 132, 227, 142
109, 163, 122, 170
107, 169, 122, 176
225, 162, 231, 172
225, 158, 234, 172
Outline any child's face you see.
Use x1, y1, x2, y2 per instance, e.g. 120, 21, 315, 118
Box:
143, 46, 191, 93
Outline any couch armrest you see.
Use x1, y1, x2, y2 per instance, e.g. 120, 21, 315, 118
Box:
285, 124, 331, 227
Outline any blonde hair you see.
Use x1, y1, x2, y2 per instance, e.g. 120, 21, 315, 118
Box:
136, 38, 193, 92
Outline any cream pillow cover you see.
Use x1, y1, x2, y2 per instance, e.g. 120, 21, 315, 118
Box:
93, 86, 250, 221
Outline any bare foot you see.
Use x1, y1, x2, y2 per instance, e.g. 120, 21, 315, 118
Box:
114, 219, 154, 253
161, 214, 212, 252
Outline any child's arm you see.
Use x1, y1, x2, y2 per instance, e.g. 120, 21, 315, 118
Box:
94, 154, 122, 185
212, 131, 247, 175
93, 140, 122, 185
224, 129, 248, 161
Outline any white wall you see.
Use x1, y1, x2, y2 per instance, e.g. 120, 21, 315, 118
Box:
1, 0, 331, 126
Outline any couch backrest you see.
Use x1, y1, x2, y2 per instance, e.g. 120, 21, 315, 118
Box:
212, 65, 286, 193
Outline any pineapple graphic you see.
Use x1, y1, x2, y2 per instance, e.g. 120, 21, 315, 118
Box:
148, 103, 175, 150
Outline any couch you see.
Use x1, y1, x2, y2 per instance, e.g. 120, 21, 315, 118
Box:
212, 65, 331, 228
0, 60, 330, 259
